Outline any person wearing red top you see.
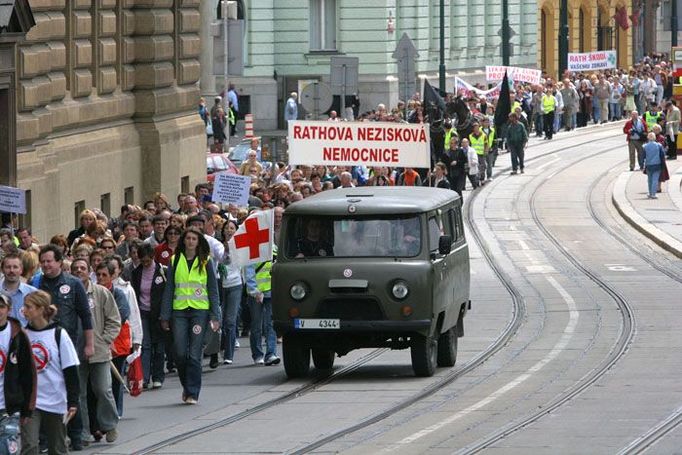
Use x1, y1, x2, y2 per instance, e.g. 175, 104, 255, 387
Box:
623, 110, 648, 171
154, 227, 181, 266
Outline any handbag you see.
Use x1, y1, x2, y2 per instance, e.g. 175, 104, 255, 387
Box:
206, 117, 213, 136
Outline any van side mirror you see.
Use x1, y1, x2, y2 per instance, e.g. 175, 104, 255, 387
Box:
438, 235, 452, 255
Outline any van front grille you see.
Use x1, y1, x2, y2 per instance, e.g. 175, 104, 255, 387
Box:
315, 298, 385, 320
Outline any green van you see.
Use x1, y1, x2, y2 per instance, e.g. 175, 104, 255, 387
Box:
272, 186, 470, 377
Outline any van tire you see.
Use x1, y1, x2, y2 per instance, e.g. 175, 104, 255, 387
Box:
411, 335, 437, 377
283, 335, 310, 378
312, 349, 335, 370
437, 327, 458, 367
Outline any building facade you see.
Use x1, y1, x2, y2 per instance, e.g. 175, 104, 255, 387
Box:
10, 0, 205, 240
537, 0, 633, 78
204, 0, 538, 131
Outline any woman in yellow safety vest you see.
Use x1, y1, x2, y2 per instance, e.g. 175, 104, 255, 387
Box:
160, 228, 220, 404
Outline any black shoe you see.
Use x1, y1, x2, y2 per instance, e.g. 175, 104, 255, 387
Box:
70, 441, 83, 451
241, 330, 250, 337
166, 364, 176, 373
209, 354, 219, 369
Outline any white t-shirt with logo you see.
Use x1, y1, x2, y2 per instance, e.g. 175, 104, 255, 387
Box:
0, 323, 11, 410
25, 325, 80, 414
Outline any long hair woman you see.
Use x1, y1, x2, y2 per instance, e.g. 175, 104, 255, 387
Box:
22, 291, 80, 454
154, 225, 182, 267
159, 228, 220, 404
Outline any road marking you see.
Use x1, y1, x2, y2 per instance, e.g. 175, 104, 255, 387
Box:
605, 264, 637, 272
517, 240, 530, 250
381, 276, 579, 452
536, 156, 561, 170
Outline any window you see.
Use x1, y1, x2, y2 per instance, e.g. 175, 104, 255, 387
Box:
446, 208, 457, 242
100, 193, 111, 218
284, 215, 422, 258
124, 187, 134, 205
310, 0, 336, 51
74, 200, 85, 229
429, 0, 438, 50
661, 0, 672, 31
428, 214, 444, 253
181, 176, 190, 194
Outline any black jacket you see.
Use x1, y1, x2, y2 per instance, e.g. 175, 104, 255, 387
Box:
3, 318, 37, 418
131, 263, 167, 324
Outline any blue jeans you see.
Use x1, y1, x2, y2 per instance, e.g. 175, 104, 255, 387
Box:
141, 311, 165, 384
221, 285, 242, 361
609, 102, 621, 120
509, 143, 525, 171
249, 296, 277, 360
172, 308, 209, 399
646, 164, 661, 197
592, 98, 600, 124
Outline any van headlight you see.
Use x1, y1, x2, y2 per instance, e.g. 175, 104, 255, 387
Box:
290, 283, 307, 301
391, 281, 409, 300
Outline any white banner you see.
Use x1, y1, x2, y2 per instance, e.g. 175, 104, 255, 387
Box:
486, 66, 542, 85
454, 77, 502, 100
0, 185, 26, 214
287, 121, 431, 168
212, 173, 251, 207
567, 50, 618, 72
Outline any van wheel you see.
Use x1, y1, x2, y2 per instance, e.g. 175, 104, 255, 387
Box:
437, 327, 458, 367
411, 335, 437, 377
312, 349, 335, 370
283, 335, 310, 378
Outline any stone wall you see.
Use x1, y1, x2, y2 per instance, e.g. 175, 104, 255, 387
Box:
17, 0, 205, 240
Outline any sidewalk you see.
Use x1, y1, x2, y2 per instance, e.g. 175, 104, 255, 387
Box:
612, 158, 682, 259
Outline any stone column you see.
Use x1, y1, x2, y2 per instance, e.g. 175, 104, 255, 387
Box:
200, 0, 216, 96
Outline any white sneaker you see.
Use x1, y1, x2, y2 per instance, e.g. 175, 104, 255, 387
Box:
185, 397, 198, 405
264, 355, 281, 366
223, 359, 232, 365
254, 357, 265, 365
234, 340, 240, 348
152, 381, 163, 389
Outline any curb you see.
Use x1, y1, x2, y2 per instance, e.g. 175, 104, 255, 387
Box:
668, 166, 682, 213
611, 171, 682, 260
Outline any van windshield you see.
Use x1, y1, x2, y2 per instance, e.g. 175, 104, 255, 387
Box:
283, 215, 422, 258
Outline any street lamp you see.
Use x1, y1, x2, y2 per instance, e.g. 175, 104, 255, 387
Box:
558, 0, 569, 78
439, 0, 446, 93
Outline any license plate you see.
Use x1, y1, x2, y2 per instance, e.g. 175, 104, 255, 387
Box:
293, 318, 340, 329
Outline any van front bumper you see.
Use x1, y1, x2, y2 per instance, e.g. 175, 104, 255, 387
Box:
274, 319, 431, 333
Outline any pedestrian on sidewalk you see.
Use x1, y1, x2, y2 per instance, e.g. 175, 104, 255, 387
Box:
665, 100, 680, 160
642, 133, 665, 199
623, 111, 648, 171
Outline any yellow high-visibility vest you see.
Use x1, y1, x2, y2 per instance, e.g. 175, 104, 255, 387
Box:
172, 254, 209, 311
469, 133, 487, 156
483, 127, 496, 149
644, 111, 660, 130
255, 261, 272, 293
542, 94, 556, 113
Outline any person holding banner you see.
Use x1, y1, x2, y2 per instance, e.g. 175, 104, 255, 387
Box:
160, 229, 221, 404
218, 219, 243, 365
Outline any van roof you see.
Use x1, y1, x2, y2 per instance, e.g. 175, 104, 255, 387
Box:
284, 186, 460, 216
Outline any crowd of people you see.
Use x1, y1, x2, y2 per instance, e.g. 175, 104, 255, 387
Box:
0, 53, 678, 453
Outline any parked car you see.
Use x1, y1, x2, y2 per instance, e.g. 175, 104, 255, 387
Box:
207, 153, 239, 182
228, 137, 262, 166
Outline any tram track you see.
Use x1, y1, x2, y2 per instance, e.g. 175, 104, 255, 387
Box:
132, 348, 389, 455
457, 143, 638, 454
134, 127, 627, 455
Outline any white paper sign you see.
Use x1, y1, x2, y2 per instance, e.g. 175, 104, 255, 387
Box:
485, 66, 542, 85
0, 185, 26, 214
288, 121, 431, 168
567, 50, 618, 72
211, 173, 251, 206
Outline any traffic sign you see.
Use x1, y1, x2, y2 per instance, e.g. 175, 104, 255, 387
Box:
392, 33, 419, 103
300, 81, 333, 120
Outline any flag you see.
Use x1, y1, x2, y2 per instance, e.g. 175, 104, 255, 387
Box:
228, 209, 274, 267
629, 9, 640, 27
423, 79, 446, 112
613, 6, 629, 30
494, 71, 512, 133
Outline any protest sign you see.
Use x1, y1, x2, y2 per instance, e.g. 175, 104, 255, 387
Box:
288, 121, 431, 168
486, 66, 542, 85
454, 77, 502, 100
567, 50, 617, 72
211, 173, 251, 206
0, 186, 26, 214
